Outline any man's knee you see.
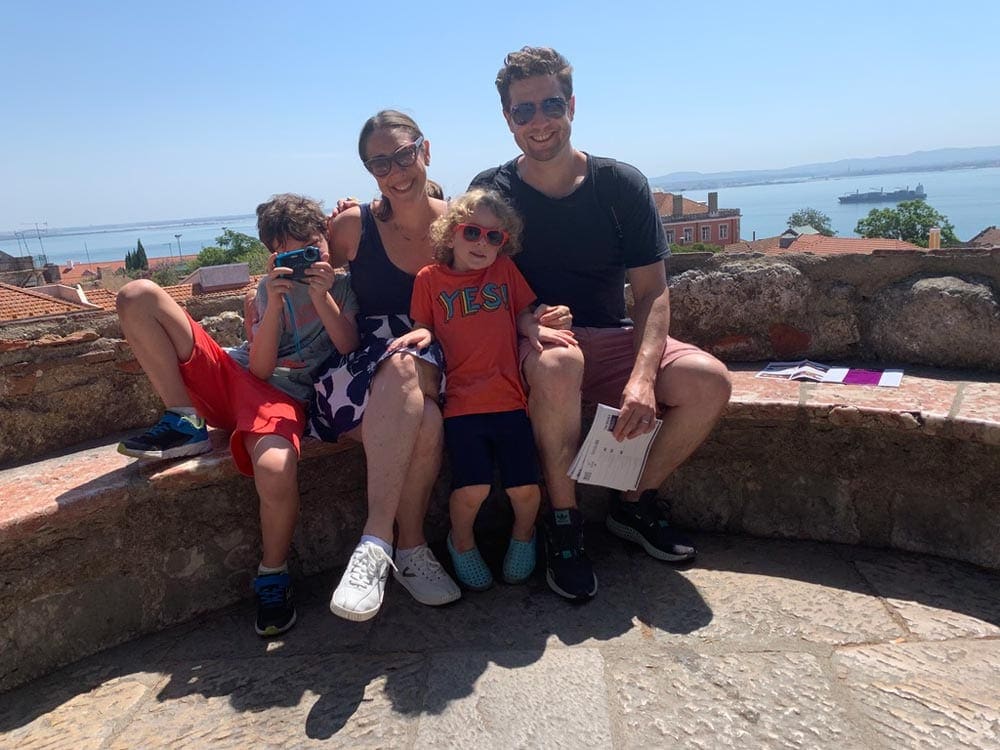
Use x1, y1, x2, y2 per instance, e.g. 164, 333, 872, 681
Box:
658, 354, 732, 410
525, 344, 584, 395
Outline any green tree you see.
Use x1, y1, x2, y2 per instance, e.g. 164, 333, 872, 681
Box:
787, 208, 834, 236
189, 230, 268, 273
135, 239, 149, 270
150, 265, 183, 287
854, 200, 959, 247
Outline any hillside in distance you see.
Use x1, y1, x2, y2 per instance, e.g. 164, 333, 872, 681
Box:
651, 145, 1000, 191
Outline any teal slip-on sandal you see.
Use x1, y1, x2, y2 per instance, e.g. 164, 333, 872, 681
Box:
502, 534, 537, 584
447, 534, 494, 591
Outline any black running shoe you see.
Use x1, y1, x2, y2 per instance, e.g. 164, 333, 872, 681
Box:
118, 411, 211, 460
543, 508, 597, 601
606, 490, 696, 562
254, 572, 297, 637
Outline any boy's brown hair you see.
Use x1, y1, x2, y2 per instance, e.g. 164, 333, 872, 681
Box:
495, 46, 573, 110
429, 189, 523, 265
256, 193, 326, 252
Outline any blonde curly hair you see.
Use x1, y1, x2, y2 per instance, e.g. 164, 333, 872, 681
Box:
429, 189, 523, 265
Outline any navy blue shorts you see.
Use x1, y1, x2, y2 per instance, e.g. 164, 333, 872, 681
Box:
443, 409, 540, 490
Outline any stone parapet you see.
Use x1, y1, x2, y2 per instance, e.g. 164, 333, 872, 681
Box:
2, 366, 998, 692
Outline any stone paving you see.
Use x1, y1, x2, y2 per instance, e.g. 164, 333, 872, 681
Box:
2, 529, 1000, 749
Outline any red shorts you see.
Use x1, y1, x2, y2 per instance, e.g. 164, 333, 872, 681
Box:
520, 326, 706, 408
178, 314, 305, 476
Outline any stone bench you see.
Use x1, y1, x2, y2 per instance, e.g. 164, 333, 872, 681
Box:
2, 365, 999, 693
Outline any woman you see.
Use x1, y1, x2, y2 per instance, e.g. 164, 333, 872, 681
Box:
312, 110, 460, 621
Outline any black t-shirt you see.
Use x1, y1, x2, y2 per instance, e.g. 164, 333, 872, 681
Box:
469, 154, 669, 327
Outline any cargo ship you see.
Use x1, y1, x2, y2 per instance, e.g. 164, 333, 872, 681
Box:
838, 183, 926, 204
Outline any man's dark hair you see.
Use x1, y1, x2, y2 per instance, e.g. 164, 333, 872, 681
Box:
256, 193, 326, 252
495, 46, 573, 110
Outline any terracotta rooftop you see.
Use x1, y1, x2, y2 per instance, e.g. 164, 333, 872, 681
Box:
0, 275, 263, 323
652, 192, 713, 217
968, 225, 1000, 247
0, 282, 95, 322
725, 234, 922, 256
79, 287, 117, 311
57, 254, 200, 285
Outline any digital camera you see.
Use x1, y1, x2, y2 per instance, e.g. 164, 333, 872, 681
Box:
274, 245, 321, 281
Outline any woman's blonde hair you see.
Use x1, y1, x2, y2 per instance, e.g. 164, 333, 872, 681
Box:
429, 189, 523, 265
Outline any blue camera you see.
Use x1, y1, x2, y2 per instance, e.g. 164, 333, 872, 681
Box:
274, 245, 321, 281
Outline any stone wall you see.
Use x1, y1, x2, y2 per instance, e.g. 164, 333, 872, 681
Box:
2, 250, 999, 466
667, 249, 1000, 367
0, 297, 245, 467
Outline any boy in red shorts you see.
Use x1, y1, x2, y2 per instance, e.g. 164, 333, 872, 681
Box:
116, 193, 359, 636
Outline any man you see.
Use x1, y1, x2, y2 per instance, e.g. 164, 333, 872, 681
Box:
471, 46, 732, 601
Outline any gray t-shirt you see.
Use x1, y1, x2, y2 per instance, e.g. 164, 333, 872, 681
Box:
227, 273, 358, 402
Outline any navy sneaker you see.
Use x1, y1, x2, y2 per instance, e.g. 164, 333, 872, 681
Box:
543, 508, 598, 600
254, 571, 297, 637
118, 411, 211, 460
606, 490, 696, 562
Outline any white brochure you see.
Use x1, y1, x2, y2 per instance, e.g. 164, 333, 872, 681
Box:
568, 404, 662, 491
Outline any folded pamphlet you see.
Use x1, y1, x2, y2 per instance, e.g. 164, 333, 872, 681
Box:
568, 404, 661, 491
756, 360, 902, 387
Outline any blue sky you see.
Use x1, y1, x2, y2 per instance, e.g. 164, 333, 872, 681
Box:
3, 0, 998, 228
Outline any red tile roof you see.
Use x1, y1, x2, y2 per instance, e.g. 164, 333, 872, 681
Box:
968, 226, 1000, 247
652, 192, 711, 217
0, 282, 94, 322
725, 234, 922, 256
80, 287, 117, 311
0, 274, 263, 323
57, 254, 200, 285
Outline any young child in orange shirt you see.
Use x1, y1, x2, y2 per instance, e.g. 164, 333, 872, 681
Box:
389, 189, 576, 590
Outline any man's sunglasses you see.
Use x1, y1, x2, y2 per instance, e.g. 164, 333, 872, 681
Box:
363, 136, 425, 177
456, 223, 509, 247
508, 97, 568, 127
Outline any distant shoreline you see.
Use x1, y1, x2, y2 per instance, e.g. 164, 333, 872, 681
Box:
655, 161, 1000, 193
0, 214, 255, 242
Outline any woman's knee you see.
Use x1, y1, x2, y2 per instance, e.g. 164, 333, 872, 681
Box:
373, 353, 421, 392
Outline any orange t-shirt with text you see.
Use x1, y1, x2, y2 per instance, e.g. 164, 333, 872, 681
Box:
410, 255, 537, 418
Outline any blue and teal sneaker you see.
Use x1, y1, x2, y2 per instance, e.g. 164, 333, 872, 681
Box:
253, 571, 297, 637
118, 411, 211, 460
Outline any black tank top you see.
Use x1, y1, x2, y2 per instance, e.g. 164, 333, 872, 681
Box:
348, 204, 418, 316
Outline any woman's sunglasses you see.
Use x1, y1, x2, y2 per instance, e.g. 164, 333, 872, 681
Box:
508, 97, 568, 127
455, 223, 509, 247
363, 136, 425, 177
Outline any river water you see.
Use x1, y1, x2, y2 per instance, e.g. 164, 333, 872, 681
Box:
5, 166, 999, 267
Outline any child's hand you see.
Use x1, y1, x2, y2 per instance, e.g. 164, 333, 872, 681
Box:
527, 324, 578, 353
534, 303, 573, 330
264, 261, 295, 302
303, 248, 337, 303
387, 328, 432, 353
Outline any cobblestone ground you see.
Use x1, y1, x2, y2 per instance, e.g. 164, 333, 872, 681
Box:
2, 530, 999, 749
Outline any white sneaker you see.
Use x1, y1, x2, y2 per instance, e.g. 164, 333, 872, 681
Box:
330, 541, 395, 621
393, 544, 462, 606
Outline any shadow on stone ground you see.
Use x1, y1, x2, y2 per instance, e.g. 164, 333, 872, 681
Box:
3, 525, 999, 743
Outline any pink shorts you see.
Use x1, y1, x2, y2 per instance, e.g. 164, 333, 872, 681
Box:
519, 327, 706, 408
178, 314, 305, 476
